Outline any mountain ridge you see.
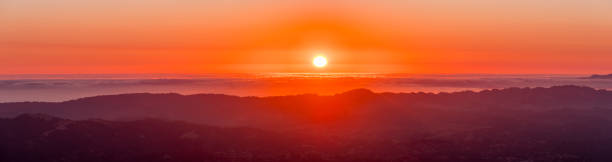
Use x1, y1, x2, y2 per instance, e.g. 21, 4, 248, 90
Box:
4, 85, 602, 103
3, 86, 612, 161
1, 85, 611, 129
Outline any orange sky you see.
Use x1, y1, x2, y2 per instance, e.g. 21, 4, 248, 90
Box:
1, 0, 611, 74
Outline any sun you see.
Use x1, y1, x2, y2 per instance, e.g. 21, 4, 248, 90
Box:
313, 56, 327, 68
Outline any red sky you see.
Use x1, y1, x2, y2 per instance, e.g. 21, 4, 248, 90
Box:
1, 0, 611, 74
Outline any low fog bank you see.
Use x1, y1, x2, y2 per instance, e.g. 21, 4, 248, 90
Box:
2, 74, 612, 102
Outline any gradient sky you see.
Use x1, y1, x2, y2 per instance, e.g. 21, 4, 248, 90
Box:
1, 0, 611, 74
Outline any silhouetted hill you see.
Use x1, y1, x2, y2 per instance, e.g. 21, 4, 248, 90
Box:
3, 112, 612, 161
3, 86, 612, 161
0, 114, 298, 162
2, 85, 612, 130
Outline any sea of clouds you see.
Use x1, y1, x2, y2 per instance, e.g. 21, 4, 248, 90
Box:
1, 73, 612, 102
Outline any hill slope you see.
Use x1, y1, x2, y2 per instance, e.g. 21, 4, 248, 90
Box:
2, 112, 612, 161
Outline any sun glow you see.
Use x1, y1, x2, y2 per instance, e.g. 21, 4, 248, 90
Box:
313, 56, 328, 68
